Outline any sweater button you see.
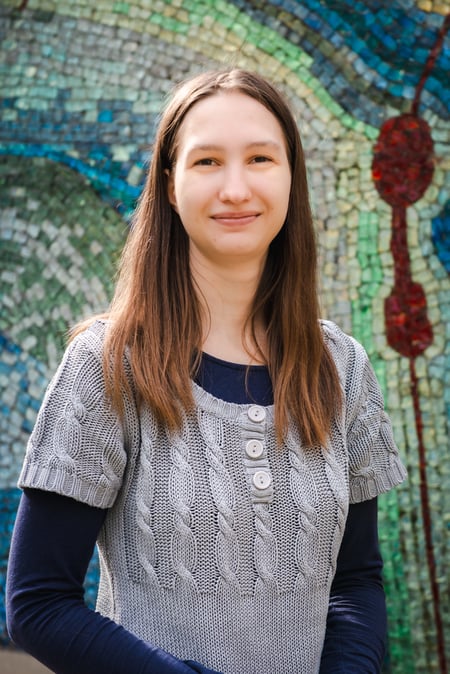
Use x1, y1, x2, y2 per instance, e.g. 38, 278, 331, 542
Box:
245, 439, 264, 458
248, 405, 266, 422
252, 471, 272, 490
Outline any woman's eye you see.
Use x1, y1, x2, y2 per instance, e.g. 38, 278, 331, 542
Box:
195, 158, 216, 166
251, 155, 271, 163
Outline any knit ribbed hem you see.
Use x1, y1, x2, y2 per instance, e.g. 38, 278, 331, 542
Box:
18, 461, 116, 509
349, 458, 407, 503
99, 583, 328, 674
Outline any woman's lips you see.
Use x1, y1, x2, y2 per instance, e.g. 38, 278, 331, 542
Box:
211, 212, 259, 225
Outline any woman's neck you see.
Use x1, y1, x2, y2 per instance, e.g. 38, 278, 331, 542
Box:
190, 254, 267, 365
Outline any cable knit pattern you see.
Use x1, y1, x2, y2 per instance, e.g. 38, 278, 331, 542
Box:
131, 407, 158, 585
169, 420, 198, 592
285, 425, 320, 591
322, 436, 349, 580
253, 502, 278, 594
198, 410, 240, 594
19, 319, 407, 674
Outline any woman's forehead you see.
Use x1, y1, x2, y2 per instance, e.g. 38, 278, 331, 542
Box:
173, 91, 288, 154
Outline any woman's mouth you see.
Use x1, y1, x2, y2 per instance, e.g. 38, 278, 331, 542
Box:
211, 211, 259, 226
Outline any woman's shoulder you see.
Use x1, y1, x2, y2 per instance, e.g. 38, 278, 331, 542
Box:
319, 319, 370, 377
319, 319, 363, 352
68, 317, 110, 355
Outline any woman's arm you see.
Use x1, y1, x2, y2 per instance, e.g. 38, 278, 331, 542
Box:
6, 488, 220, 674
319, 497, 387, 674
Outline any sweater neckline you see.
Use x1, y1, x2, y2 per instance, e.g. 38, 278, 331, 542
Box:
191, 379, 275, 421
201, 351, 268, 371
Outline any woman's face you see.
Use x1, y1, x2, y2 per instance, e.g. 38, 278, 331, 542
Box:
167, 91, 292, 271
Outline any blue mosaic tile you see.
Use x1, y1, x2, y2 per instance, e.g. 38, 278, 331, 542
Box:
432, 201, 450, 273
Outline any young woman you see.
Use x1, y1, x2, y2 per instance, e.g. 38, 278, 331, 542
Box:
6, 68, 407, 674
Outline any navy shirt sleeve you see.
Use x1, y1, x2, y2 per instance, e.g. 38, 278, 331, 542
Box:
320, 497, 387, 673
6, 488, 220, 674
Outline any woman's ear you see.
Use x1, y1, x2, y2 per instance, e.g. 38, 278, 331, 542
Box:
165, 168, 178, 212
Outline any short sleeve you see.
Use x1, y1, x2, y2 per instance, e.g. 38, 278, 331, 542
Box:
18, 321, 128, 509
322, 320, 407, 504
345, 354, 407, 503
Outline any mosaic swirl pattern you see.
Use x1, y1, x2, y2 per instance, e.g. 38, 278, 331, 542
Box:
0, 1, 449, 672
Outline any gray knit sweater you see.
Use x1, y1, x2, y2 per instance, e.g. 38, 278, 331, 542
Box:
19, 319, 407, 674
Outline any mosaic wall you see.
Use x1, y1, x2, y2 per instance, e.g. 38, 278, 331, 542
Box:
0, 1, 449, 672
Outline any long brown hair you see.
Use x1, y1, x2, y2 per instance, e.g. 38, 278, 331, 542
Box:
74, 68, 341, 447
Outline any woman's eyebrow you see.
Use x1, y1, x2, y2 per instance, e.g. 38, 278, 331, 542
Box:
187, 140, 283, 153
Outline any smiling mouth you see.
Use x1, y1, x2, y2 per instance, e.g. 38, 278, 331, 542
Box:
212, 212, 259, 225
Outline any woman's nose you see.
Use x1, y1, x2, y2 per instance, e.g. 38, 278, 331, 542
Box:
218, 165, 252, 203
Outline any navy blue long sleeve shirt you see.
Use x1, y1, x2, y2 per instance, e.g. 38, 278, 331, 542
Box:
6, 353, 387, 673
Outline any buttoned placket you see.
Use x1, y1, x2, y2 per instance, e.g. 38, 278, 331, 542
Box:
241, 405, 273, 503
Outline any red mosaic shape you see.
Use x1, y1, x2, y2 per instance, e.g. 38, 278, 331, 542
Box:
372, 113, 434, 208
384, 280, 433, 358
